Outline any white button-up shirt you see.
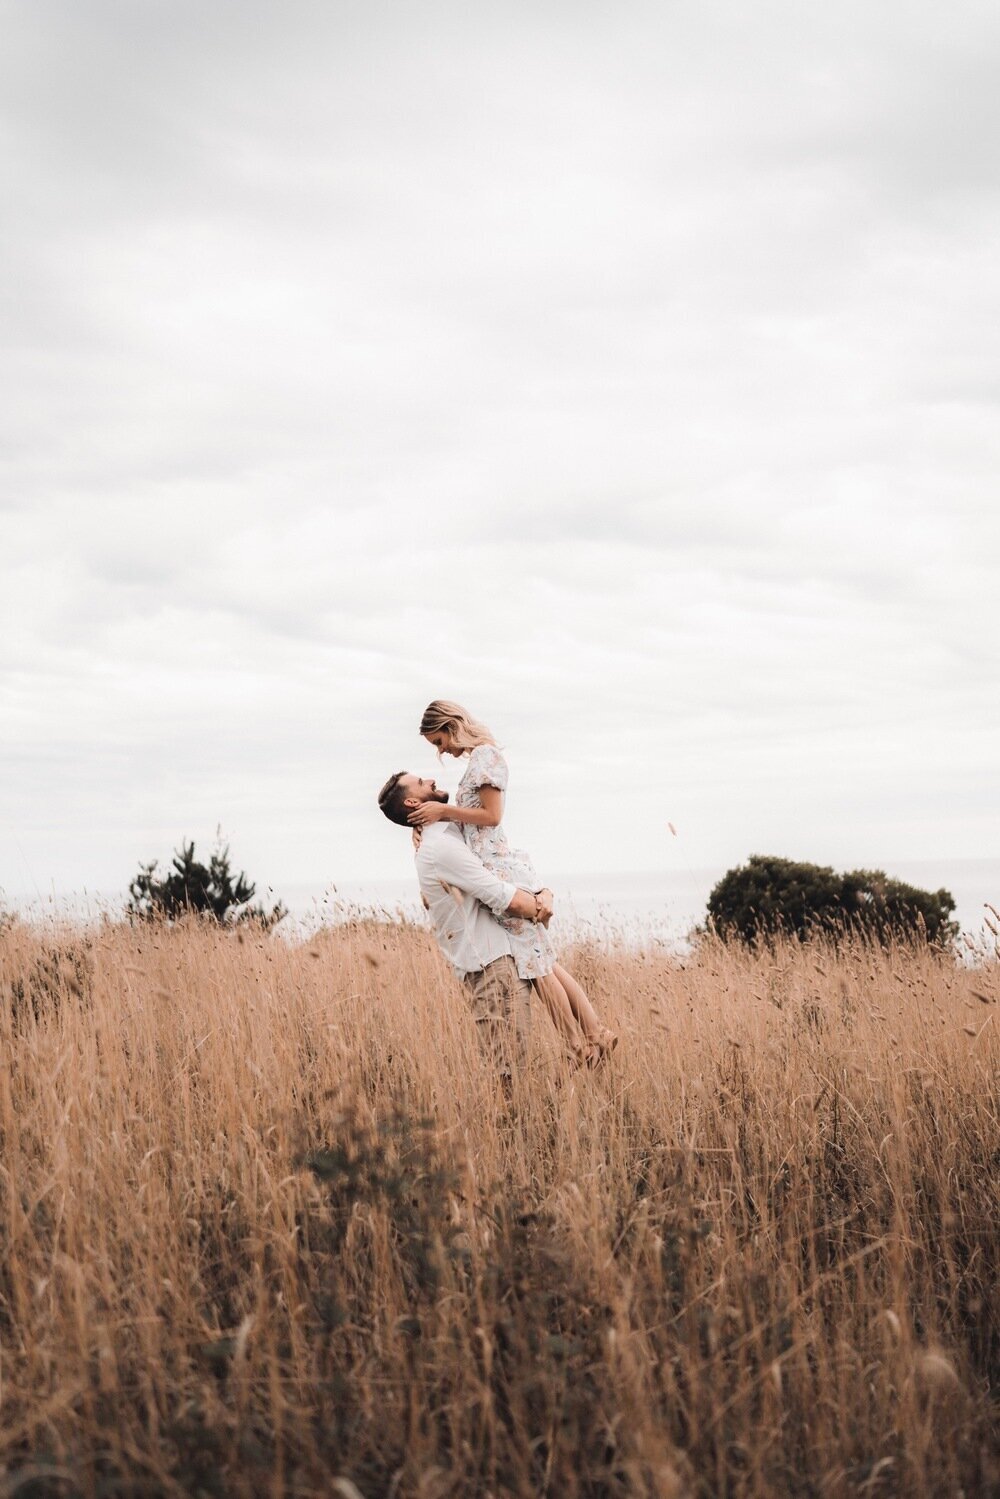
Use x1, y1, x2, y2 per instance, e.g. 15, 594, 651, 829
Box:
415, 822, 519, 978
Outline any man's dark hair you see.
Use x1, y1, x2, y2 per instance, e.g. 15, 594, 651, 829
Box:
378, 771, 412, 827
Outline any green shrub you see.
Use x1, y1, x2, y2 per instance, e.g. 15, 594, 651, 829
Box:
128, 838, 286, 929
707, 854, 957, 947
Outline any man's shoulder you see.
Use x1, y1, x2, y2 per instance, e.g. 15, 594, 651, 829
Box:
421, 822, 461, 846
415, 822, 460, 867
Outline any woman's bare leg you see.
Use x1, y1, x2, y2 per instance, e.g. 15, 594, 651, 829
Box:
553, 963, 618, 1058
551, 963, 603, 1042
532, 972, 588, 1065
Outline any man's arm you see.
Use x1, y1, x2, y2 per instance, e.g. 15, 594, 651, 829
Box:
507, 885, 554, 925
424, 832, 552, 924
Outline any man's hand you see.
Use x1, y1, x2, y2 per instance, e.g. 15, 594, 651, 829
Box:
408, 802, 447, 827
506, 886, 550, 922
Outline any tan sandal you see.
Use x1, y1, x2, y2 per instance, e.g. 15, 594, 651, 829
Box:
586, 1030, 618, 1069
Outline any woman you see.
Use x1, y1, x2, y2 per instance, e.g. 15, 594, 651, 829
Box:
409, 699, 617, 1069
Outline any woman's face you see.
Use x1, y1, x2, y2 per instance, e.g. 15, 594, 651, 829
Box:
424, 728, 461, 757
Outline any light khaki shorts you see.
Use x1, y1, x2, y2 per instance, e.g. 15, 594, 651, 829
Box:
462, 955, 532, 1074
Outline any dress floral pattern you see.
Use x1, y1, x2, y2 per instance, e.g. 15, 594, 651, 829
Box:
457, 744, 557, 981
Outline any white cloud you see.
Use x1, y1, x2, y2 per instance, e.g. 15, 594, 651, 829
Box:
2, 1, 998, 909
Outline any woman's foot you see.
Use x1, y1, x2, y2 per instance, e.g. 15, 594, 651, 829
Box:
564, 1039, 590, 1071
586, 1028, 619, 1069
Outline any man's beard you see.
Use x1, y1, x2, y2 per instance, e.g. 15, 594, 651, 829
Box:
430, 788, 450, 804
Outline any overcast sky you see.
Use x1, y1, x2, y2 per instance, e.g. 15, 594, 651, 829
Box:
3, 0, 999, 906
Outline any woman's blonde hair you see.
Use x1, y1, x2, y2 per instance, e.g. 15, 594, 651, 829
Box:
419, 700, 497, 754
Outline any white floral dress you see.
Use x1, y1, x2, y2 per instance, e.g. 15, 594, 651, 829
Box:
457, 744, 557, 981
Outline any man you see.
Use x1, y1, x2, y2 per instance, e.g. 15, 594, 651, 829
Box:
377, 770, 553, 1074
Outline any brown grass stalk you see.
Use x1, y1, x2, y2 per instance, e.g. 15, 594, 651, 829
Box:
0, 917, 997, 1497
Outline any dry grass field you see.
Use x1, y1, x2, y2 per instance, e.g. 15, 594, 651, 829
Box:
1, 914, 997, 1498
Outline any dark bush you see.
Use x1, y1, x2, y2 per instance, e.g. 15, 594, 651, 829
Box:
128, 838, 286, 929
707, 853, 957, 947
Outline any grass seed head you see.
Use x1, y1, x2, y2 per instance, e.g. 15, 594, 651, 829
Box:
917, 1350, 960, 1392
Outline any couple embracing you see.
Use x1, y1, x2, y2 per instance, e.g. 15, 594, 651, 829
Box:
378, 700, 617, 1074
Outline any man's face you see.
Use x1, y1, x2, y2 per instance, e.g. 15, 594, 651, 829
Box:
400, 773, 449, 807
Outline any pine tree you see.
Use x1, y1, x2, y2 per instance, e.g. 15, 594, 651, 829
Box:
128, 838, 287, 929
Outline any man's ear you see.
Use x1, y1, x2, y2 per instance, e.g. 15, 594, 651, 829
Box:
403, 797, 419, 808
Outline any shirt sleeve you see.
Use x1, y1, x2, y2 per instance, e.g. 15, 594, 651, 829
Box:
468, 744, 509, 792
424, 831, 518, 920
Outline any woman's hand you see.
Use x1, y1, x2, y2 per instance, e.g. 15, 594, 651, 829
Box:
408, 801, 448, 827
535, 889, 554, 927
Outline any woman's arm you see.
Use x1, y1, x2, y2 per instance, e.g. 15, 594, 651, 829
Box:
409, 785, 502, 828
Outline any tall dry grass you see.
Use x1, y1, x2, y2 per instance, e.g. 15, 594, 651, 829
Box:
0, 915, 997, 1498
